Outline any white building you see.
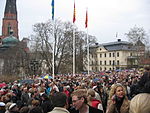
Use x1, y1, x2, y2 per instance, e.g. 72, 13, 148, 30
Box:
87, 39, 141, 71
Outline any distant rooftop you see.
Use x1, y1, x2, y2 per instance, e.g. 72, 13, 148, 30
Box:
101, 39, 130, 46
90, 39, 135, 51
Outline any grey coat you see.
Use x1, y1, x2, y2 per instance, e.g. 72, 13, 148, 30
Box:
48, 107, 70, 113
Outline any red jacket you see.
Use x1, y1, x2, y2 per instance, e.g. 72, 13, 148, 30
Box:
91, 99, 101, 109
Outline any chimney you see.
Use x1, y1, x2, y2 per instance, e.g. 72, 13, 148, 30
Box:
117, 39, 121, 42
95, 43, 99, 45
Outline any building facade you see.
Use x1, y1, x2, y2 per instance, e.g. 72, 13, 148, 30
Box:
88, 39, 140, 71
0, 0, 30, 76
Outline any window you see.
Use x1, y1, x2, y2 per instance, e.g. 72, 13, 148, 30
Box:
117, 60, 119, 65
109, 60, 111, 65
105, 53, 107, 57
95, 61, 98, 65
100, 48, 102, 51
104, 67, 107, 70
95, 67, 98, 71
100, 54, 102, 58
130, 53, 132, 56
117, 52, 119, 57
100, 61, 102, 65
113, 53, 115, 57
113, 60, 115, 65
100, 67, 102, 71
109, 53, 111, 57
92, 61, 93, 65
7, 23, 11, 35
105, 60, 107, 65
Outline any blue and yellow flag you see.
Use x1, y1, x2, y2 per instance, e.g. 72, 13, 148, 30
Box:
51, 0, 54, 20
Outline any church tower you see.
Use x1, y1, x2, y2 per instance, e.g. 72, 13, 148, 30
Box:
2, 0, 19, 39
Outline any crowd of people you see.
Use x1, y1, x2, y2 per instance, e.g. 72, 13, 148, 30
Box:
0, 67, 150, 113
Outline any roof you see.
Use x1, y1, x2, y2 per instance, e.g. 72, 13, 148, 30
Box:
90, 40, 135, 51
2, 35, 18, 47
103, 43, 135, 51
135, 40, 145, 46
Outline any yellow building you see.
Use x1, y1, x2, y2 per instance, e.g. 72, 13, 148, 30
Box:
88, 39, 142, 71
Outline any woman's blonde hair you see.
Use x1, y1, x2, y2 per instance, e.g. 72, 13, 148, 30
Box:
108, 83, 126, 99
129, 93, 150, 113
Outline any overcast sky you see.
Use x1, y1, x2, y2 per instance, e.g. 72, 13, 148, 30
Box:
0, 0, 150, 43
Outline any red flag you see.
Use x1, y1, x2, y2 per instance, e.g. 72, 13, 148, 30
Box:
73, 1, 76, 23
85, 10, 88, 28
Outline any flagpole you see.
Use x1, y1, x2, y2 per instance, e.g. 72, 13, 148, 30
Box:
86, 28, 89, 76
51, 0, 55, 79
52, 20, 55, 79
73, 0, 76, 76
73, 25, 75, 76
85, 9, 89, 76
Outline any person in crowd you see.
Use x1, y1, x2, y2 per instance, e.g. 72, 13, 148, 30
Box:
31, 99, 40, 108
130, 67, 150, 97
11, 85, 22, 102
137, 67, 150, 93
129, 93, 150, 113
5, 102, 13, 113
19, 106, 30, 113
40, 93, 53, 113
63, 86, 70, 98
70, 89, 103, 113
21, 88, 29, 105
5, 93, 12, 103
31, 90, 41, 102
50, 82, 59, 96
16, 100, 24, 111
45, 83, 52, 96
48, 92, 70, 113
0, 102, 5, 113
97, 85, 108, 113
87, 89, 103, 111
106, 83, 130, 113
28, 106, 43, 113
8, 103, 19, 113
92, 86, 101, 101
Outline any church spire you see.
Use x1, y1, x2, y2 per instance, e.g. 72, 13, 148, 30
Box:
2, 0, 19, 39
4, 0, 17, 20
5, 0, 17, 15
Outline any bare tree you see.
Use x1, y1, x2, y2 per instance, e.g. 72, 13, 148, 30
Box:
30, 19, 97, 74
125, 26, 150, 67
125, 26, 147, 44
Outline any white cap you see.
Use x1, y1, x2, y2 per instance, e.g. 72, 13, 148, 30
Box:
0, 102, 5, 107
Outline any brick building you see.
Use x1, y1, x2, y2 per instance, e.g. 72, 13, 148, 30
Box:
0, 0, 18, 40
